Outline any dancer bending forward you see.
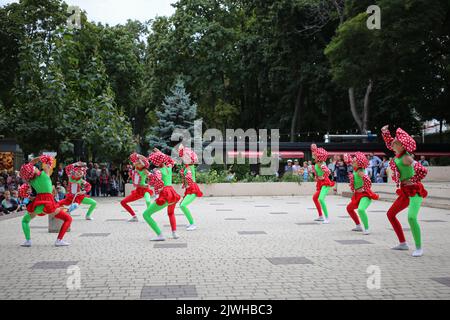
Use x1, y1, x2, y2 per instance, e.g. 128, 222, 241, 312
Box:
143, 149, 181, 241
311, 144, 335, 224
381, 125, 428, 257
19, 156, 72, 247
58, 162, 96, 220
344, 152, 379, 235
179, 144, 203, 231
120, 153, 153, 222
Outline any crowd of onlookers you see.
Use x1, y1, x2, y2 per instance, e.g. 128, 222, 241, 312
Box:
282, 154, 431, 183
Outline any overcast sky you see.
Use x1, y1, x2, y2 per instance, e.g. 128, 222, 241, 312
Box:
0, 0, 176, 25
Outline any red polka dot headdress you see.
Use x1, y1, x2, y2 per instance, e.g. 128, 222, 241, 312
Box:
393, 128, 416, 153
130, 153, 150, 169
68, 163, 87, 177
179, 146, 198, 165
311, 145, 329, 162
148, 151, 174, 167
19, 163, 36, 181
353, 152, 369, 169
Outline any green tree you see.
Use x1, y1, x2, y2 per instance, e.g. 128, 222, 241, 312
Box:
147, 79, 198, 153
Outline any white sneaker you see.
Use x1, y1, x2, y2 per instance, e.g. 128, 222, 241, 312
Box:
150, 235, 166, 241
172, 232, 179, 239
85, 215, 93, 221
392, 243, 409, 251
363, 229, 370, 235
352, 225, 363, 232
186, 224, 197, 231
128, 216, 139, 222
21, 240, 32, 247
314, 217, 324, 222
322, 219, 330, 224
412, 248, 423, 257
55, 239, 70, 247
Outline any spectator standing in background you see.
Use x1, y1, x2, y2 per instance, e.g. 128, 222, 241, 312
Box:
380, 156, 390, 183
284, 160, 294, 175
302, 162, 309, 181
99, 168, 109, 197
419, 156, 430, 167
57, 163, 65, 183
109, 175, 119, 196
328, 157, 337, 181
336, 158, 349, 183
292, 160, 301, 176
86, 163, 98, 197
368, 153, 382, 182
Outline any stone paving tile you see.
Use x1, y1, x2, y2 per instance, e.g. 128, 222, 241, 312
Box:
1, 196, 449, 300
225, 218, 246, 221
141, 285, 198, 299
79, 233, 110, 237
238, 231, 267, 235
296, 222, 318, 226
154, 243, 188, 249
216, 209, 233, 212
421, 220, 447, 223
105, 219, 128, 222
335, 240, 373, 245
431, 278, 450, 287
31, 261, 78, 269
269, 212, 288, 215
266, 257, 314, 265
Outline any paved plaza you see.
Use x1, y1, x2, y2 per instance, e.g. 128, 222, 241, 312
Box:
0, 195, 449, 300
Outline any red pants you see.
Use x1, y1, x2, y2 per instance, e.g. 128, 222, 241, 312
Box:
54, 210, 72, 240
387, 184, 427, 243
120, 187, 152, 217
312, 190, 323, 217
167, 203, 176, 231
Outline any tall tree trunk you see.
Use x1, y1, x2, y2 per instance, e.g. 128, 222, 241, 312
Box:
348, 87, 363, 132
362, 79, 373, 133
290, 83, 304, 142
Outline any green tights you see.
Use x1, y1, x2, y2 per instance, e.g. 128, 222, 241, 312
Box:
142, 202, 168, 236
81, 197, 97, 217
180, 194, 197, 225
313, 186, 331, 218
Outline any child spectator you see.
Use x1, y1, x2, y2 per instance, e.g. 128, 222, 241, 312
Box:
1, 190, 18, 215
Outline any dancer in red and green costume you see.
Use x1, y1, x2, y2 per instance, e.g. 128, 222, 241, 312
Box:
58, 162, 96, 220
143, 149, 181, 241
311, 144, 335, 224
19, 155, 72, 247
344, 152, 379, 235
120, 153, 153, 222
381, 125, 428, 257
178, 144, 203, 231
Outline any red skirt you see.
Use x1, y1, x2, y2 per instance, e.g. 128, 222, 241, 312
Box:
131, 186, 154, 198
316, 178, 335, 191
58, 193, 87, 206
156, 186, 181, 206
352, 190, 379, 203
27, 193, 58, 216
397, 183, 428, 199
184, 183, 203, 197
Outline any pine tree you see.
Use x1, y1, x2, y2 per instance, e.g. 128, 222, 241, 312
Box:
148, 80, 198, 153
